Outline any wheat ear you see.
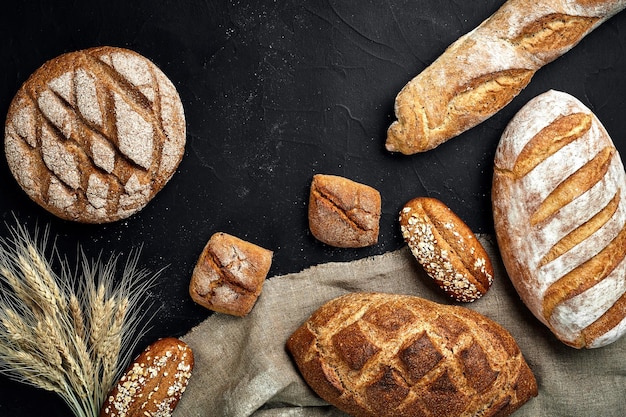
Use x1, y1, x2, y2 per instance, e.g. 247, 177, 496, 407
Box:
0, 220, 161, 417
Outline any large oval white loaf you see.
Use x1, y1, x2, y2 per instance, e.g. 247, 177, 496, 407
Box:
492, 90, 626, 348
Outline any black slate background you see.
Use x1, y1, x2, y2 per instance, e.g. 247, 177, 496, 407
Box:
0, 1, 625, 415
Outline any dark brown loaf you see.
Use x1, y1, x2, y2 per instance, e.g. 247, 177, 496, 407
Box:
189, 232, 273, 317
385, 0, 626, 155
308, 174, 381, 248
99, 337, 193, 417
399, 197, 493, 302
287, 292, 537, 417
492, 90, 626, 348
4, 46, 186, 223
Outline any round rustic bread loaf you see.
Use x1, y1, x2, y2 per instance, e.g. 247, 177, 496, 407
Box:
4, 46, 186, 223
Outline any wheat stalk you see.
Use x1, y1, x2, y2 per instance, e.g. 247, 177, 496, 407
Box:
0, 220, 161, 417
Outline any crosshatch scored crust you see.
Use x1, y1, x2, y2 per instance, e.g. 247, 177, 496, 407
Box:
99, 337, 193, 417
492, 90, 626, 348
399, 197, 493, 302
4, 46, 186, 223
287, 292, 537, 417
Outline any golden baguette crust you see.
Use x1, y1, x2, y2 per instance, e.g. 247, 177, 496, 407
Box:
99, 337, 193, 417
492, 90, 626, 348
386, 0, 626, 154
399, 197, 493, 302
287, 292, 537, 417
4, 46, 186, 223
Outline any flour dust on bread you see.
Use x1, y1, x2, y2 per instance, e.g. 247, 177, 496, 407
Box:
287, 292, 537, 417
492, 90, 626, 348
4, 46, 186, 223
386, 0, 626, 155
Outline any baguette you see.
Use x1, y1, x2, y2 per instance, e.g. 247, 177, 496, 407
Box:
287, 292, 537, 417
386, 0, 626, 155
492, 90, 626, 348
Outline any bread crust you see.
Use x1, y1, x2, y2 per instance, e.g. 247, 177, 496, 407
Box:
189, 232, 273, 317
287, 292, 537, 417
308, 174, 381, 248
399, 197, 493, 302
4, 46, 186, 223
492, 90, 626, 348
385, 0, 626, 154
99, 337, 193, 417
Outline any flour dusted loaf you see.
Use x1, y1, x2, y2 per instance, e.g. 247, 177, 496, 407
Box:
189, 232, 273, 317
100, 337, 193, 417
386, 0, 626, 154
309, 174, 381, 248
492, 90, 626, 348
4, 46, 186, 223
399, 197, 493, 302
287, 292, 537, 417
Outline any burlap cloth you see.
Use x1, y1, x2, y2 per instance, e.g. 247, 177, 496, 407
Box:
173, 236, 626, 417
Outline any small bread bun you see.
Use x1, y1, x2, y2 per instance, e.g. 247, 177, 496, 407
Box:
189, 232, 273, 317
399, 197, 493, 302
100, 337, 193, 417
4, 46, 186, 223
308, 174, 381, 248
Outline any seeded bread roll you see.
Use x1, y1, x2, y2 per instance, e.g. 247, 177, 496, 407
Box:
492, 90, 626, 348
189, 232, 273, 317
399, 197, 493, 302
100, 337, 193, 417
4, 46, 186, 223
287, 292, 537, 417
386, 0, 626, 154
308, 174, 381, 248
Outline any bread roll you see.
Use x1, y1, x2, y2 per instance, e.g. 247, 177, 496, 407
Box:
308, 174, 381, 248
287, 292, 537, 417
100, 337, 193, 417
189, 232, 273, 317
492, 90, 626, 348
4, 46, 186, 223
386, 0, 626, 155
400, 197, 493, 302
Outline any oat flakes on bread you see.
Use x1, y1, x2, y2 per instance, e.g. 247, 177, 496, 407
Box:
4, 46, 186, 223
308, 174, 381, 248
287, 292, 537, 417
189, 232, 273, 317
386, 0, 626, 154
492, 90, 626, 348
400, 197, 493, 302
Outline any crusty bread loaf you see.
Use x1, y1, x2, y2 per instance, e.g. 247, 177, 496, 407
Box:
308, 174, 381, 248
4, 46, 186, 223
399, 197, 493, 302
386, 0, 626, 155
287, 292, 537, 417
100, 337, 193, 417
189, 232, 273, 317
492, 90, 626, 348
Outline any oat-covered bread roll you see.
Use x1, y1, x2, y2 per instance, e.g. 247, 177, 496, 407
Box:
386, 0, 626, 155
492, 90, 626, 348
287, 292, 537, 417
400, 197, 493, 302
4, 46, 186, 223
308, 174, 381, 248
189, 232, 273, 317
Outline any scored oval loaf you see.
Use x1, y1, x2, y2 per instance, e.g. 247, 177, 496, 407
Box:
399, 197, 493, 302
4, 46, 186, 223
492, 90, 626, 348
99, 337, 194, 417
385, 0, 626, 154
287, 292, 537, 417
